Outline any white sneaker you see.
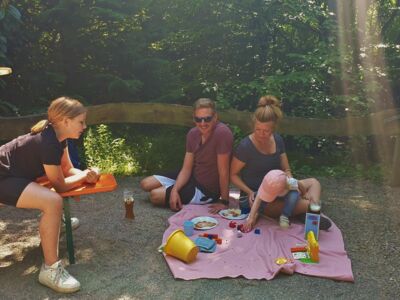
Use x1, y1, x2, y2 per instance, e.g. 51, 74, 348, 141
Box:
279, 215, 290, 229
39, 214, 80, 232
61, 216, 80, 232
38, 260, 80, 293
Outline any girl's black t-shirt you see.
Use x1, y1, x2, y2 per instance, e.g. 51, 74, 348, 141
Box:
0, 125, 66, 180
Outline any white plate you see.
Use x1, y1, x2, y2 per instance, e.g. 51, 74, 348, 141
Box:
191, 216, 218, 230
218, 209, 248, 220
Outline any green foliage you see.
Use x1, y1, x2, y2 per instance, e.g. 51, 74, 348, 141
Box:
110, 124, 187, 175
226, 123, 246, 148
292, 159, 384, 183
0, 98, 18, 116
0, 2, 21, 116
80, 123, 383, 182
133, 58, 183, 103
83, 124, 139, 175
82, 123, 186, 176
285, 134, 385, 182
108, 78, 143, 102
6, 0, 400, 116
0, 0, 399, 180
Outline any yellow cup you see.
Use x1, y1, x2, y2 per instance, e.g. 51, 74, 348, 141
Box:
164, 229, 199, 263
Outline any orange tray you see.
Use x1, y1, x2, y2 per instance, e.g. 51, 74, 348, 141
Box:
38, 174, 117, 197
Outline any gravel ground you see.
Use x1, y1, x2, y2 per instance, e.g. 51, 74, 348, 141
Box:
1, 176, 399, 299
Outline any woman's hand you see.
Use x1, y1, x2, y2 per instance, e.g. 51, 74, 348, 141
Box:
84, 167, 100, 183
90, 166, 101, 175
208, 203, 227, 214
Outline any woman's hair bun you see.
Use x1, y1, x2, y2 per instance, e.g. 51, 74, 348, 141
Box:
257, 95, 280, 108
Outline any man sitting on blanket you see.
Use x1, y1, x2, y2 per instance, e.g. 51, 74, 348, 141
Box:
140, 98, 234, 211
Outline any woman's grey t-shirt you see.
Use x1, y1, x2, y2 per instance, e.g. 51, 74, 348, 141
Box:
234, 133, 286, 191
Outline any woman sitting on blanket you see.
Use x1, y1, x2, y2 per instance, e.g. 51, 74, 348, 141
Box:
140, 98, 234, 211
229, 95, 331, 230
0, 97, 100, 293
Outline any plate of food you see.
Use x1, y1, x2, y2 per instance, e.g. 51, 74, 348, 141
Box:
218, 209, 248, 220
191, 216, 218, 230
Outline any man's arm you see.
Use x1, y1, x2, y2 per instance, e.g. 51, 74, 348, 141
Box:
169, 152, 194, 211
208, 152, 230, 214
217, 152, 230, 201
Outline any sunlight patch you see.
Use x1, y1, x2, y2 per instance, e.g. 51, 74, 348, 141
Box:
116, 296, 136, 300
22, 265, 39, 276
349, 197, 377, 210
0, 247, 14, 259
77, 248, 95, 262
0, 261, 13, 268
0, 221, 6, 231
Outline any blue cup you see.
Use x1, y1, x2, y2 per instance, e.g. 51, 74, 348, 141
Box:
239, 196, 251, 214
241, 207, 251, 214
183, 220, 194, 236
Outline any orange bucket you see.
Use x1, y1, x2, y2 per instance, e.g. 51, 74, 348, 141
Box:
164, 229, 198, 263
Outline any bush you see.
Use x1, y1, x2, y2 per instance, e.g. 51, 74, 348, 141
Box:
82, 124, 187, 176
83, 124, 139, 175
81, 123, 384, 182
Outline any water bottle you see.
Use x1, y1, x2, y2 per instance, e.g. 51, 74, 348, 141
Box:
123, 189, 135, 219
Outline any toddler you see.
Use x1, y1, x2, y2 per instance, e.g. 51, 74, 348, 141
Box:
257, 169, 302, 228
243, 170, 331, 232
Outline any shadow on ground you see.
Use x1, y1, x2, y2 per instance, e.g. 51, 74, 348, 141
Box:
1, 176, 399, 299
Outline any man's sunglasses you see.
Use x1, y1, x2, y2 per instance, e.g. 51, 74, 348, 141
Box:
193, 115, 214, 123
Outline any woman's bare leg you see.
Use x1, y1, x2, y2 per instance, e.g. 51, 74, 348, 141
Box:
16, 183, 63, 266
300, 178, 321, 205
292, 198, 310, 215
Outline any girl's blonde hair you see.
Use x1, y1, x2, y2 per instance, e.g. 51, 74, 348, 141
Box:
193, 98, 216, 113
252, 95, 283, 123
31, 96, 87, 134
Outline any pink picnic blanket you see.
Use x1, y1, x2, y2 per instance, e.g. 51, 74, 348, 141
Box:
162, 205, 354, 281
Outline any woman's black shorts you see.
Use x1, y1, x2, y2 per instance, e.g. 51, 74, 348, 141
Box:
0, 177, 32, 206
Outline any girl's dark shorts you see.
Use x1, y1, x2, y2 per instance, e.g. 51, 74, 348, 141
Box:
0, 176, 32, 206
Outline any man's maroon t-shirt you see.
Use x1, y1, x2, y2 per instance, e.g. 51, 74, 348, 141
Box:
186, 122, 233, 196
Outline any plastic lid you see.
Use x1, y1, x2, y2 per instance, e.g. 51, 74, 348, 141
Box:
310, 203, 321, 212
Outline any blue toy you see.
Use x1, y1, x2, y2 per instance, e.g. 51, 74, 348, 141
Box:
304, 212, 320, 240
